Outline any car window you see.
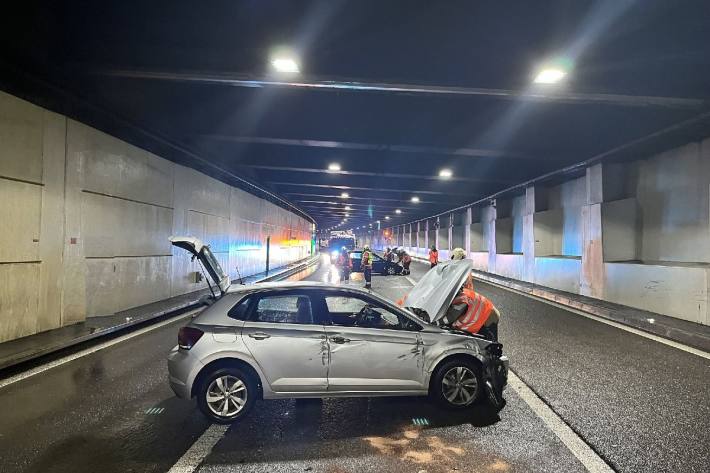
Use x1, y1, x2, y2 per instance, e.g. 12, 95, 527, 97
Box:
350, 252, 362, 259
325, 295, 403, 330
252, 294, 314, 325
227, 295, 252, 320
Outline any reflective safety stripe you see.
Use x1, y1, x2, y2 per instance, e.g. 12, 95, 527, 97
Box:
453, 290, 493, 334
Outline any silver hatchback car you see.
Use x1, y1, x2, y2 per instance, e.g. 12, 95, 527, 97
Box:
168, 237, 509, 423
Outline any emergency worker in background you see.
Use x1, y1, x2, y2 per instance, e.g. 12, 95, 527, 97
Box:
397, 248, 412, 275
429, 245, 439, 268
336, 247, 352, 283
362, 245, 374, 289
384, 247, 393, 263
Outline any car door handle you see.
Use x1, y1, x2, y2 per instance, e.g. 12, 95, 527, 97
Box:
330, 336, 350, 344
248, 332, 271, 340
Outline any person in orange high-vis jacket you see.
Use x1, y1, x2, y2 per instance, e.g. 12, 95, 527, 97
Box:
428, 245, 439, 268
445, 275, 500, 342
450, 276, 500, 341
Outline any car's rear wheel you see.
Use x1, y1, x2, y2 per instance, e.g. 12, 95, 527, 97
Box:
197, 367, 256, 423
431, 360, 482, 409
386, 265, 397, 276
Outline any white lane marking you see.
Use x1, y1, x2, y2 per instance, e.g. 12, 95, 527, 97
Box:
0, 309, 200, 390
483, 279, 710, 360
168, 424, 229, 473
509, 372, 614, 473
405, 276, 417, 286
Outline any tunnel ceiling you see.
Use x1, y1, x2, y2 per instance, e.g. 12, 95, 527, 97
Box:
2, 0, 710, 230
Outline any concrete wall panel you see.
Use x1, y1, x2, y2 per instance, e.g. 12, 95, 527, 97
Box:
496, 254, 524, 280
0, 91, 43, 183
71, 121, 174, 208
86, 256, 172, 316
535, 257, 581, 293
0, 179, 42, 261
604, 262, 708, 324
470, 252, 489, 272
637, 142, 710, 263
602, 198, 639, 262
0, 263, 40, 342
82, 192, 173, 258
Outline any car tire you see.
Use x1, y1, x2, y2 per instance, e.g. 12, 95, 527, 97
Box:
430, 359, 482, 409
386, 265, 397, 276
197, 367, 256, 423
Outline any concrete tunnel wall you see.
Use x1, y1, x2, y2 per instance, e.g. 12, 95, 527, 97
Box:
0, 90, 313, 343
363, 135, 710, 327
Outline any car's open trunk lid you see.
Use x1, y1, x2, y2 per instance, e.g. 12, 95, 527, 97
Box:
170, 236, 231, 297
403, 259, 472, 324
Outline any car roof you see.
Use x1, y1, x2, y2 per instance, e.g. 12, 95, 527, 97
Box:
227, 280, 373, 295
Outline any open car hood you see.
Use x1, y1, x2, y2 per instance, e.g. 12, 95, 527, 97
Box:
170, 236, 231, 297
403, 259, 473, 324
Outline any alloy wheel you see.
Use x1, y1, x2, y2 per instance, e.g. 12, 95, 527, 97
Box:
441, 366, 478, 406
206, 375, 248, 417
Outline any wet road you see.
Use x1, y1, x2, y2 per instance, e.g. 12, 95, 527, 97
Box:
0, 258, 708, 472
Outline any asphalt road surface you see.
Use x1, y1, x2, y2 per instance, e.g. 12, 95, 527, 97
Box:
0, 257, 708, 473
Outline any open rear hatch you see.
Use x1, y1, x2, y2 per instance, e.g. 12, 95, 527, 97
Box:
402, 259, 473, 324
170, 236, 231, 297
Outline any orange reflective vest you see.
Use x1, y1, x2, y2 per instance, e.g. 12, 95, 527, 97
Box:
429, 250, 439, 264
452, 288, 494, 334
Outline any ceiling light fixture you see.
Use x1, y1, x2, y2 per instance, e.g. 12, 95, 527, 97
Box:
340, 192, 349, 198
328, 163, 341, 172
534, 68, 566, 84
439, 168, 453, 179
411, 196, 420, 203
395, 209, 402, 214
271, 57, 300, 73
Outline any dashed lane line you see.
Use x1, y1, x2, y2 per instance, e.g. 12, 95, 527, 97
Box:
167, 424, 229, 473
482, 278, 710, 361
508, 372, 614, 473
0, 309, 200, 390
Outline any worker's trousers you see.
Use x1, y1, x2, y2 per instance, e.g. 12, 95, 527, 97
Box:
364, 267, 372, 286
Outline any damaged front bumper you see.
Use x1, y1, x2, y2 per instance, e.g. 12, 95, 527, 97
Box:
482, 343, 509, 409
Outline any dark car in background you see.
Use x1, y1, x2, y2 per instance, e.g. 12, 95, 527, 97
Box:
350, 250, 403, 275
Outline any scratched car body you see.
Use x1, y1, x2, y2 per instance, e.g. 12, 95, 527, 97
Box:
167, 236, 509, 423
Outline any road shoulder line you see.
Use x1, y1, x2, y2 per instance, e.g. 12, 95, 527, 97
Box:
167, 424, 229, 473
508, 372, 614, 473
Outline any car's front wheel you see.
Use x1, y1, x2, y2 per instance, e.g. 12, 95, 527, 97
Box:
386, 265, 397, 276
197, 367, 256, 423
431, 360, 482, 409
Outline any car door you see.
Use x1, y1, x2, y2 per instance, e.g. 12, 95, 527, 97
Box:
322, 292, 424, 392
372, 254, 386, 273
241, 290, 328, 393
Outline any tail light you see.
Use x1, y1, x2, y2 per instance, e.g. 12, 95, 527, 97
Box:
178, 326, 204, 350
